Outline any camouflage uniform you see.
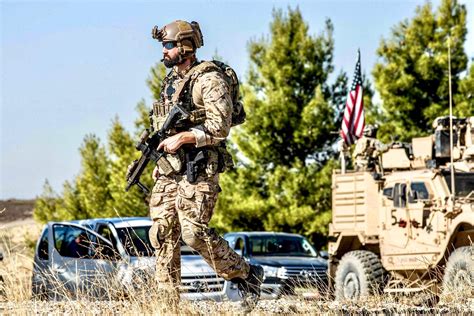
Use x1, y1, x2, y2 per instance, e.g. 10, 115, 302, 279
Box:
148, 63, 250, 289
353, 136, 388, 171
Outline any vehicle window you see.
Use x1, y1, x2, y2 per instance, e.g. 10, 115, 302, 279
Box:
97, 224, 117, 246
235, 238, 244, 251
410, 182, 429, 202
53, 224, 95, 259
38, 228, 49, 261
116, 226, 153, 257
248, 236, 317, 257
250, 237, 263, 255
393, 183, 407, 208
224, 235, 236, 248
94, 235, 119, 260
443, 172, 474, 197
383, 187, 393, 200
52, 224, 119, 261
234, 238, 245, 255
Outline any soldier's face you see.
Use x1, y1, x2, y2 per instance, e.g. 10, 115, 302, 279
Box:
162, 42, 180, 68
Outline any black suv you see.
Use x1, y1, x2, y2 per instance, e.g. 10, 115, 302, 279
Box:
223, 232, 328, 299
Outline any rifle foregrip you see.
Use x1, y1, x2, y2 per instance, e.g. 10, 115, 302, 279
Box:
139, 129, 150, 142
186, 161, 196, 183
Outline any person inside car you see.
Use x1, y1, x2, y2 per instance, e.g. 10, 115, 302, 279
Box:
68, 232, 90, 258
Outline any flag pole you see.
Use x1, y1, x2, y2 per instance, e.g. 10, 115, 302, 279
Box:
339, 141, 346, 174
448, 36, 455, 202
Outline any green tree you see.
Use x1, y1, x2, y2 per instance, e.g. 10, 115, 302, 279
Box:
212, 7, 340, 247
33, 180, 63, 222
106, 117, 148, 217
74, 134, 112, 218
455, 63, 474, 116
147, 63, 167, 101
33, 135, 111, 221
373, 0, 470, 142
56, 180, 85, 220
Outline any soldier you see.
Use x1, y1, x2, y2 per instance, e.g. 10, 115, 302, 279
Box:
147, 20, 263, 309
353, 125, 388, 171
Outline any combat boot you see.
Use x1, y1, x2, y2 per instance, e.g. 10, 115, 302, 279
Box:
234, 264, 264, 312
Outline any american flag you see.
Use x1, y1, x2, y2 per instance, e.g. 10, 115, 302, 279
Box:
341, 50, 364, 145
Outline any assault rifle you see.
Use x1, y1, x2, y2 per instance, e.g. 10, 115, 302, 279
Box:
125, 104, 190, 194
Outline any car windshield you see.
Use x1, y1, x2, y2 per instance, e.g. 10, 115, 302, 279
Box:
116, 226, 154, 257
248, 235, 317, 257
443, 171, 474, 197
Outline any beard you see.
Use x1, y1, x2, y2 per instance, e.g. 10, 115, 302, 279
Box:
163, 55, 182, 68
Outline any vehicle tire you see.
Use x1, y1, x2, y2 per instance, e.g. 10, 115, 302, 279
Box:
334, 250, 386, 301
442, 246, 473, 299
31, 281, 50, 300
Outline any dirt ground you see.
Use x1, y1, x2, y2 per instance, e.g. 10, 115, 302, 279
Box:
0, 199, 36, 228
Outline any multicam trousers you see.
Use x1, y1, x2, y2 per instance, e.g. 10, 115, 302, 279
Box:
148, 174, 250, 289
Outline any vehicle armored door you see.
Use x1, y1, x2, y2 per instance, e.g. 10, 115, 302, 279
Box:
381, 182, 410, 251
406, 181, 439, 252
48, 222, 120, 299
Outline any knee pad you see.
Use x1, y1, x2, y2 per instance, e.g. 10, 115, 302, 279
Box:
181, 228, 202, 249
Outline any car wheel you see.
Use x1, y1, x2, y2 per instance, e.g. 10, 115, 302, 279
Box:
442, 246, 473, 300
334, 250, 386, 301
31, 281, 50, 300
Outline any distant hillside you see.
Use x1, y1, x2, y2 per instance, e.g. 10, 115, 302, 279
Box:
0, 199, 35, 223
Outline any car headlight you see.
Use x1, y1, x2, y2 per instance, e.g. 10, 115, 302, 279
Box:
261, 265, 287, 279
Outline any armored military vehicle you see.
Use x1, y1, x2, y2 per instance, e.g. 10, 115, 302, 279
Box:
328, 117, 474, 301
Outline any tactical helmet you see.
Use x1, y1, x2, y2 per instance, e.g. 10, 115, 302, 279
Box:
363, 124, 378, 138
152, 20, 204, 58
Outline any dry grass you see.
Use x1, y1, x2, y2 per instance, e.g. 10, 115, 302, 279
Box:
0, 222, 41, 303
0, 221, 473, 315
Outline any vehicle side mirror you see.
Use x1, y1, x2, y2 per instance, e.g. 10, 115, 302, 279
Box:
318, 250, 329, 260
383, 187, 394, 200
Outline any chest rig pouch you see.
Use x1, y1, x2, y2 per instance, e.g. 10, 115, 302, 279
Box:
150, 73, 185, 176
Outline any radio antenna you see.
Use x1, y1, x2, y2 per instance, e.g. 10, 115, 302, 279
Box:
448, 36, 455, 201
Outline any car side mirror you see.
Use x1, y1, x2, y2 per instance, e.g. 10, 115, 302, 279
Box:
318, 250, 329, 260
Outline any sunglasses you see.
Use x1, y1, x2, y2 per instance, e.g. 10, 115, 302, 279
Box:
162, 42, 177, 50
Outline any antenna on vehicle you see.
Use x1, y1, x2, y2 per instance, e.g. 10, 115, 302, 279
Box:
448, 36, 456, 202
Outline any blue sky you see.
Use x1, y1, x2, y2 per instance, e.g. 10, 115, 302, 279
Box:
1, 0, 473, 199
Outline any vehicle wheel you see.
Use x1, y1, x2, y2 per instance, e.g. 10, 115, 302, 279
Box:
442, 246, 473, 299
31, 282, 50, 300
334, 250, 386, 301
